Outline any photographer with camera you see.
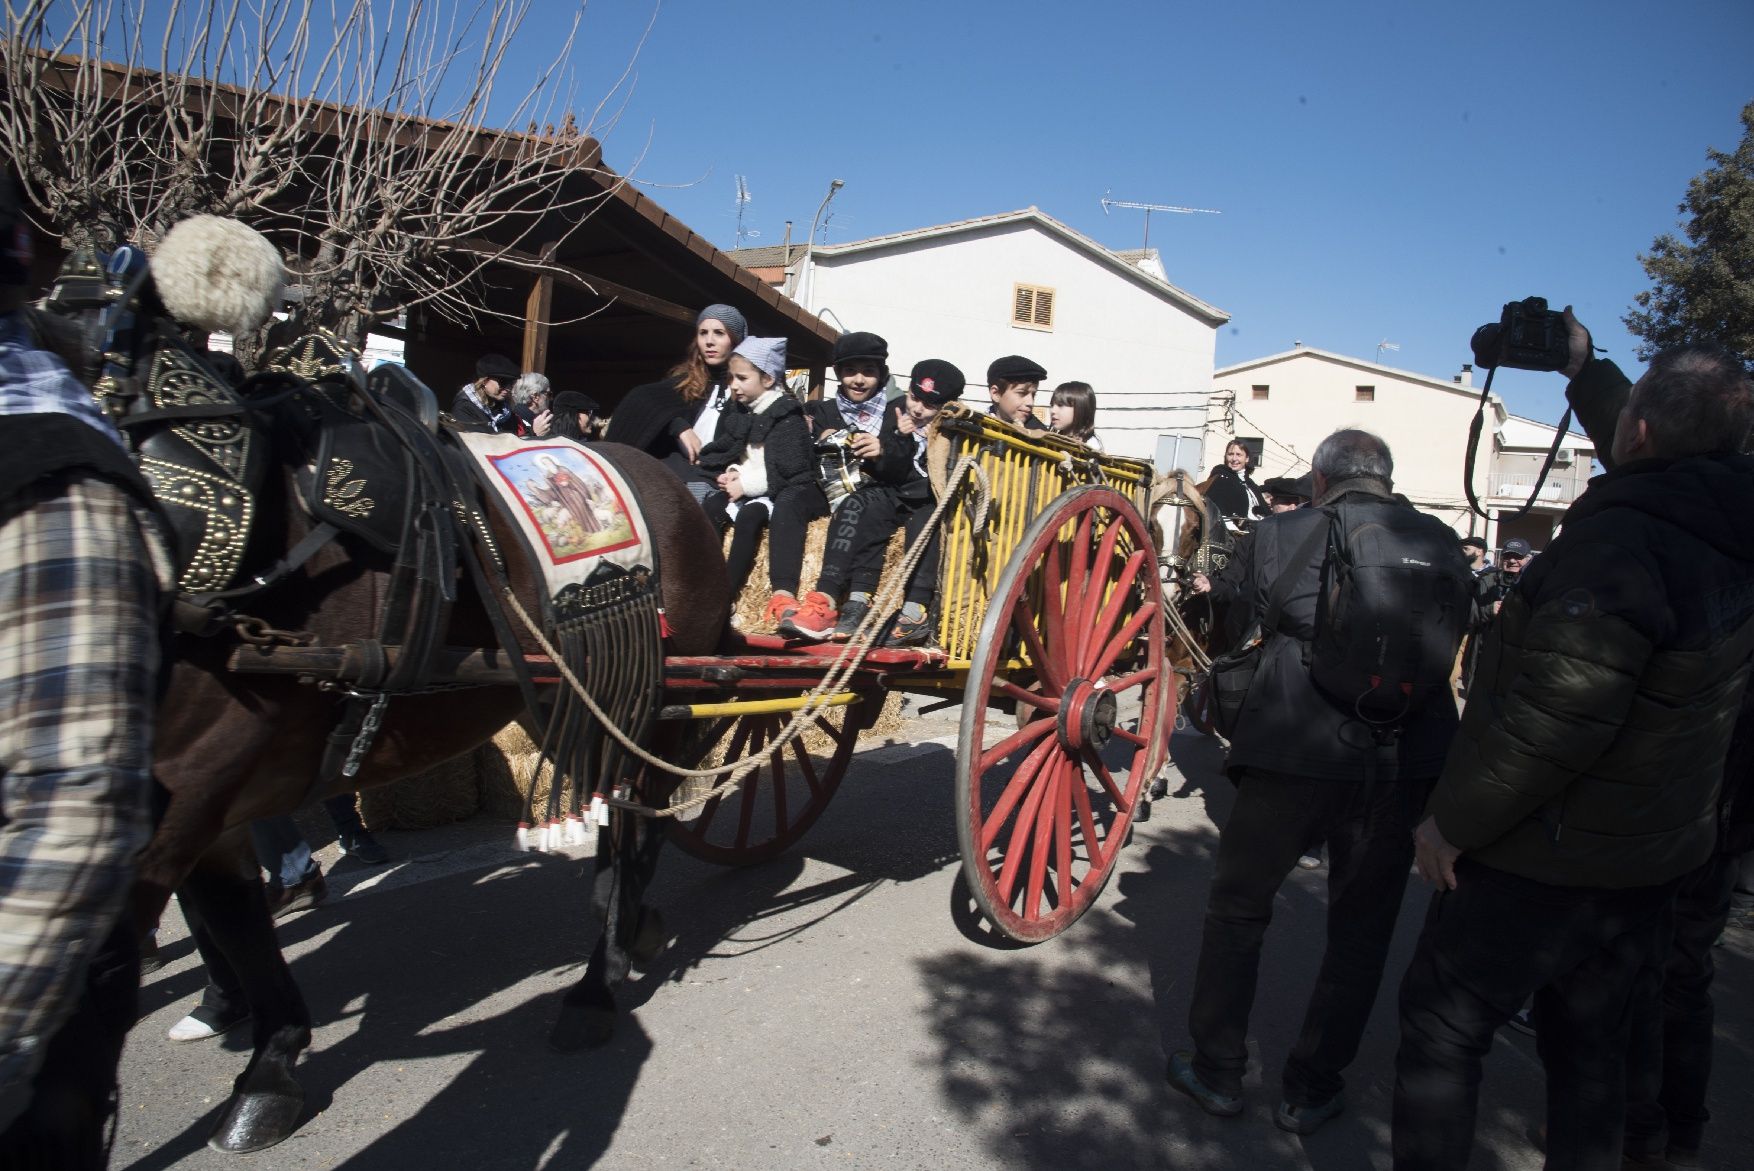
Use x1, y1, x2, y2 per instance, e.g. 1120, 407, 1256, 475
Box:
1391, 305, 1754, 1171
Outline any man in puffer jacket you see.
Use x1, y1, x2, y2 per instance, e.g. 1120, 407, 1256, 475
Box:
1392, 337, 1754, 1171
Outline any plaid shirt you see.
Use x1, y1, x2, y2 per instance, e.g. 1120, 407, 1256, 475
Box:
0, 312, 125, 449
0, 318, 169, 1126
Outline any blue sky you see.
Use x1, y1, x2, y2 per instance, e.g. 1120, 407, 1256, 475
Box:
546, 0, 1751, 428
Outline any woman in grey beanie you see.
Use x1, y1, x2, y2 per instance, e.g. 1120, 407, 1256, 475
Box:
605, 304, 750, 498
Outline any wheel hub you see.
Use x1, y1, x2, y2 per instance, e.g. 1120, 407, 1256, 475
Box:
1058, 677, 1118, 752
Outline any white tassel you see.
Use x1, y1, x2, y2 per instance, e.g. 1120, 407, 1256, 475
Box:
563, 814, 587, 847
546, 818, 564, 853
515, 820, 532, 851
592, 793, 611, 826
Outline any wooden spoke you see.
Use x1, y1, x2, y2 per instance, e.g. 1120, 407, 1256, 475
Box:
1087, 604, 1158, 684
668, 696, 867, 867
976, 714, 1055, 777
995, 755, 1055, 905
1068, 764, 1105, 874
980, 732, 1062, 853
994, 679, 1060, 714
1073, 511, 1124, 668
1054, 754, 1074, 908
1021, 755, 1063, 918
1083, 745, 1132, 813
1018, 582, 1066, 695
1080, 548, 1150, 677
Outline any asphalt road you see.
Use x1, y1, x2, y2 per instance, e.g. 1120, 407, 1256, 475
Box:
115, 714, 1754, 1170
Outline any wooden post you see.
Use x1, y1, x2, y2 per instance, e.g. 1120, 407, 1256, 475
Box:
521, 243, 557, 374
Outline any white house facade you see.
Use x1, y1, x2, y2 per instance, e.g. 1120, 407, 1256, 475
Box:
1485, 414, 1596, 553
1209, 346, 1509, 538
731, 208, 1228, 463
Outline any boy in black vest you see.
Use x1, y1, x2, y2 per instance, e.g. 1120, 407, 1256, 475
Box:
781, 359, 966, 646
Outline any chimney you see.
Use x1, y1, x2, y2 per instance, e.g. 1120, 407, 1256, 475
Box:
1456, 363, 1473, 388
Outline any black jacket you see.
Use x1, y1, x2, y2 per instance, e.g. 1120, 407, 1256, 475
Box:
1429, 450, 1754, 887
697, 393, 820, 497
866, 406, 934, 504
449, 386, 517, 433
1204, 465, 1268, 522
1223, 479, 1462, 783
605, 371, 730, 456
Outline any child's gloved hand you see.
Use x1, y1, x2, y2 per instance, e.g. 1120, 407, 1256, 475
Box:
894, 406, 916, 436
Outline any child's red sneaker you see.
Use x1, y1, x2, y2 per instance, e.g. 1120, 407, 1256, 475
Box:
765, 591, 800, 627
778, 591, 837, 640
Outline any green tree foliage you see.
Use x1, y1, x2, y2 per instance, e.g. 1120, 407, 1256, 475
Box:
1625, 102, 1754, 367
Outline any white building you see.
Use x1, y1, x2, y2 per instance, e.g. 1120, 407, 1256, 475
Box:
1209, 345, 1509, 538
730, 208, 1228, 463
1485, 414, 1596, 552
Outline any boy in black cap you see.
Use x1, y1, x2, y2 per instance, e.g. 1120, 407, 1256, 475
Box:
781, 358, 966, 646
808, 331, 892, 506
986, 354, 1048, 431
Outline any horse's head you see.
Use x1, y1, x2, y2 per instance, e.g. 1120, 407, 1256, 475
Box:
36, 217, 287, 596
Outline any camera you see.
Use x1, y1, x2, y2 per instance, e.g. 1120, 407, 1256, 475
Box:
1470, 297, 1571, 372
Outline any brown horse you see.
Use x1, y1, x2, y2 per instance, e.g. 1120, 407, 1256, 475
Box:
134, 414, 730, 1150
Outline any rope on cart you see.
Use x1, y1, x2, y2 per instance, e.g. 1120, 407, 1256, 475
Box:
503, 452, 992, 818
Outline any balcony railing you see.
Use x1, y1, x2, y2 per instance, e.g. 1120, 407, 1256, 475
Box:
1486, 470, 1582, 505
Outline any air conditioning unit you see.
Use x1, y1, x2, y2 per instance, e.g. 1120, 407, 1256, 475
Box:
1553, 447, 1574, 464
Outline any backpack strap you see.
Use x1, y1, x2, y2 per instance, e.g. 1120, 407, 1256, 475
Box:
1260, 516, 1329, 637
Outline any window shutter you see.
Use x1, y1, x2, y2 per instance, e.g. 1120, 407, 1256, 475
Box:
1033, 288, 1054, 327
1013, 286, 1035, 325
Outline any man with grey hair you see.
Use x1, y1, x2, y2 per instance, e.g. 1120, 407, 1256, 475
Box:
1392, 322, 1754, 1170
1169, 428, 1469, 1137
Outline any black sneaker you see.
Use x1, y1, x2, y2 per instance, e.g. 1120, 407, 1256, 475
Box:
883, 606, 934, 648
1166, 1050, 1242, 1117
831, 596, 871, 642
1506, 1004, 1537, 1037
1275, 1094, 1344, 1135
339, 829, 390, 865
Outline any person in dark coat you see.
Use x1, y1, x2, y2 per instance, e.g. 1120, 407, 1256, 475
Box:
449, 353, 520, 433
604, 304, 746, 500
1167, 429, 1467, 1137
985, 354, 1048, 431
549, 391, 600, 442
1392, 335, 1754, 1171
697, 336, 826, 618
1202, 439, 1269, 531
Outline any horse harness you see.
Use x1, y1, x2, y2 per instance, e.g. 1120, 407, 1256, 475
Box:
38, 247, 541, 791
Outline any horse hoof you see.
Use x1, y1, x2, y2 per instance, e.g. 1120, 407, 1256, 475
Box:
629, 907, 668, 973
207, 1086, 304, 1152
549, 1002, 617, 1052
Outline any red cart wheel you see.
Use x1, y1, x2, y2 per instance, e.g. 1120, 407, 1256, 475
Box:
956, 486, 1172, 942
665, 697, 870, 867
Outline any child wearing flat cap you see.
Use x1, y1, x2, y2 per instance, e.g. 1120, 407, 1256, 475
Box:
986, 354, 1048, 432
781, 358, 966, 647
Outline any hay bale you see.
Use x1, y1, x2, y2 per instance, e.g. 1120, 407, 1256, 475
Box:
357, 749, 483, 830
728, 514, 907, 634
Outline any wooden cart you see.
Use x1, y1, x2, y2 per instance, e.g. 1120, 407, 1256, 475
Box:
660, 404, 1173, 942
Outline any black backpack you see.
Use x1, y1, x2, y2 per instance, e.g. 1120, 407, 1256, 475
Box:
1308, 500, 1472, 724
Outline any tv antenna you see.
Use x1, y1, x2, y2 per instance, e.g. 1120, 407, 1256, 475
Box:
1376, 339, 1400, 363
734, 175, 752, 248
1100, 192, 1221, 250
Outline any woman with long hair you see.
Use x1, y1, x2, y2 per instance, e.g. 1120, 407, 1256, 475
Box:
1048, 380, 1102, 450
1203, 439, 1268, 531
605, 304, 747, 499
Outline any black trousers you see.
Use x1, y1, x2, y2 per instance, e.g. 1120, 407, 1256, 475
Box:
818, 482, 939, 605
1186, 769, 1429, 1104
1624, 849, 1741, 1157
703, 483, 827, 596
1392, 859, 1676, 1171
